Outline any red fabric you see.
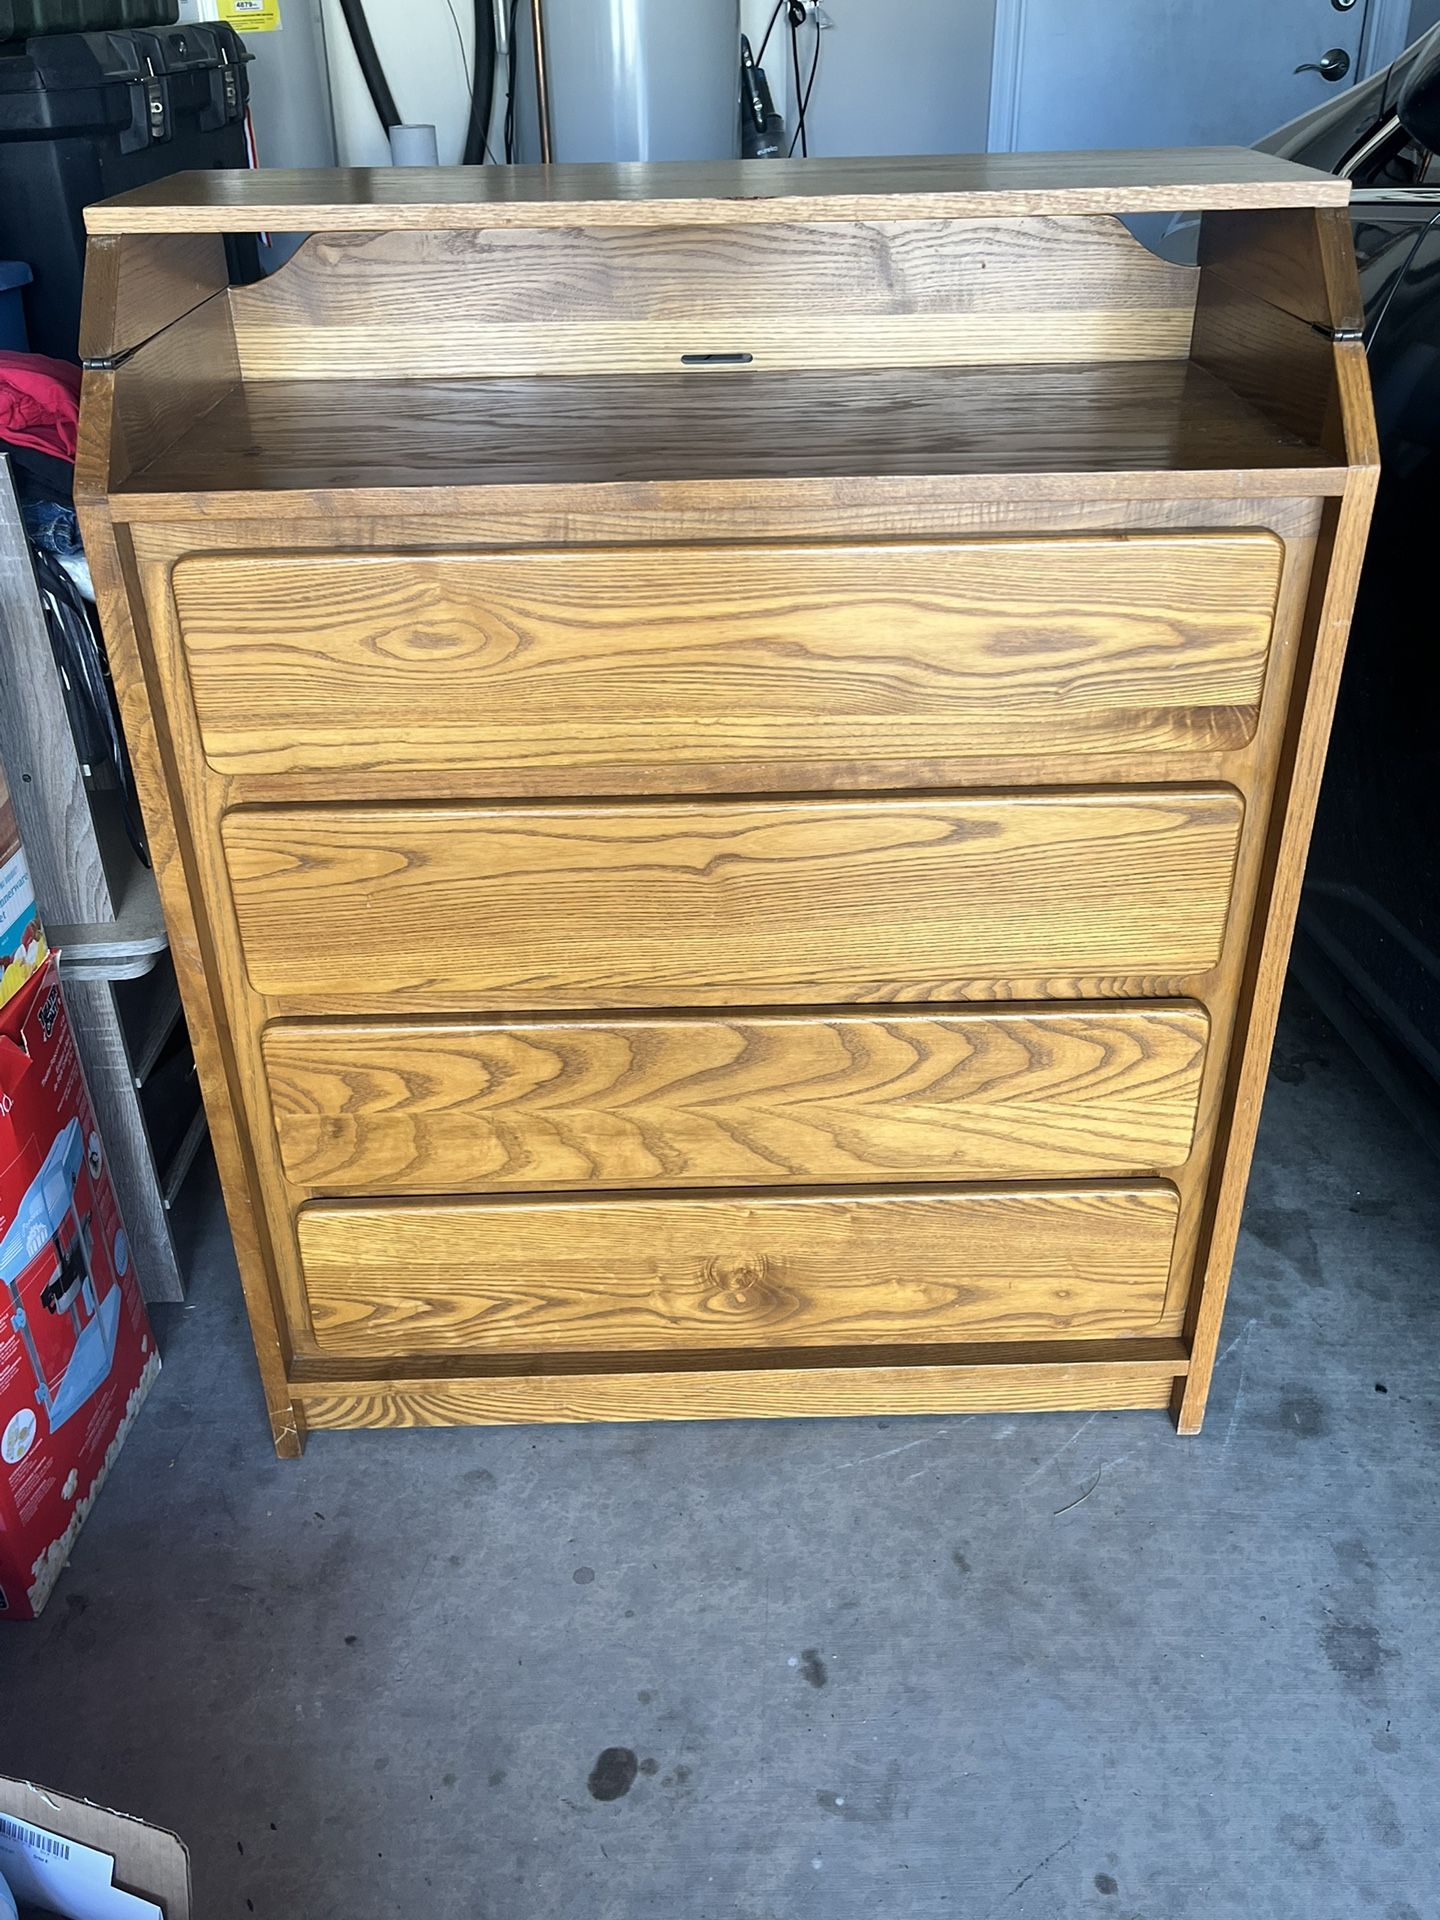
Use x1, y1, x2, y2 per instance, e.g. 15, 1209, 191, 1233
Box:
0, 351, 81, 462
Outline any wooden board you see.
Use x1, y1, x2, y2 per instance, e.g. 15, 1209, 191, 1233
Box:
222, 791, 1246, 1009
82, 151, 1349, 236
78, 232, 231, 363
174, 535, 1281, 786
71, 497, 306, 1455
297, 1183, 1181, 1356
95, 295, 240, 493
296, 1346, 1188, 1428
1197, 206, 1364, 336
230, 218, 1197, 379
1191, 270, 1343, 457
119, 362, 1341, 509
263, 1004, 1210, 1192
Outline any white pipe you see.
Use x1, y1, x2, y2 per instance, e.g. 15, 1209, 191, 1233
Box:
389, 121, 441, 165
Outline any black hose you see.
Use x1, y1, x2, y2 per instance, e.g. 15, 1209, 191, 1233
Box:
462, 0, 497, 163
336, 0, 401, 132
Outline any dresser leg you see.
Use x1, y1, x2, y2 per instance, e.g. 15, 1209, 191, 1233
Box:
268, 1396, 307, 1459
1170, 1373, 1206, 1434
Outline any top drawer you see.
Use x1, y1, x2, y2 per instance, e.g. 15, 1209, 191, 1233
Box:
172, 533, 1282, 794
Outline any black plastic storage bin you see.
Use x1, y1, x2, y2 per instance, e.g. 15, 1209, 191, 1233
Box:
0, 22, 252, 360
0, 1, 178, 36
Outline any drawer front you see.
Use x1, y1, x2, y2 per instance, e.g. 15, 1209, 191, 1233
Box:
174, 534, 1281, 788
265, 1005, 1209, 1192
297, 1184, 1180, 1357
223, 791, 1244, 1008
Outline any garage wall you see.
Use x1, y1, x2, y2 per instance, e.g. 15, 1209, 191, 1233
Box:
321, 0, 476, 165
746, 0, 997, 158
320, 0, 997, 167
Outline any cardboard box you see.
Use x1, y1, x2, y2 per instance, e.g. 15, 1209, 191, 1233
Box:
0, 1775, 190, 1918
0, 783, 48, 1017
0, 955, 158, 1620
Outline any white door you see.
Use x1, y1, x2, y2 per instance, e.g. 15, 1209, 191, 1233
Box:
991, 0, 1401, 152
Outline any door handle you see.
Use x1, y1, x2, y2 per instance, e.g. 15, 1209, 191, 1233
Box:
1295, 47, 1351, 81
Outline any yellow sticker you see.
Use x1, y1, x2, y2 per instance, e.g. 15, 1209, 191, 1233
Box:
216, 0, 281, 30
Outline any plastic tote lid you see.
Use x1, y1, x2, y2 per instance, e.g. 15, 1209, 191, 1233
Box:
0, 263, 32, 294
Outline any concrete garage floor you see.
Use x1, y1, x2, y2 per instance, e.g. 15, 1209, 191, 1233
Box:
1, 984, 1437, 1920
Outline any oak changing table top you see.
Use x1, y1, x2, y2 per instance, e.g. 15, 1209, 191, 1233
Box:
83, 149, 1349, 235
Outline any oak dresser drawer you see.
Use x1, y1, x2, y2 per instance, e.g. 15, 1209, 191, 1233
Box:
264, 1005, 1209, 1193
222, 791, 1244, 1008
173, 533, 1282, 791
296, 1184, 1181, 1358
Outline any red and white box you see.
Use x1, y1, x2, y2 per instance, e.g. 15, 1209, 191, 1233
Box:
0, 955, 157, 1619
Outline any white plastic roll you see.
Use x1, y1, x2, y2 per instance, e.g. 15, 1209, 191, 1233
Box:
389, 123, 439, 166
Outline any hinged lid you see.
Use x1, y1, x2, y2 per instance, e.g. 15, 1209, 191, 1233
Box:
83, 149, 1351, 236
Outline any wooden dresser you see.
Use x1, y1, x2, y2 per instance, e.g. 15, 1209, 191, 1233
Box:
74, 154, 1376, 1454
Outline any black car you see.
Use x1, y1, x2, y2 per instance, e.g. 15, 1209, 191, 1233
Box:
1261, 29, 1440, 1151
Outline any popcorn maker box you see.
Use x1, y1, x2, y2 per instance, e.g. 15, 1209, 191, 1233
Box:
0, 954, 158, 1619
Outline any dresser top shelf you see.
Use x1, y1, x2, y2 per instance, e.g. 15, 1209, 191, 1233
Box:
111, 358, 1345, 516
84, 149, 1349, 235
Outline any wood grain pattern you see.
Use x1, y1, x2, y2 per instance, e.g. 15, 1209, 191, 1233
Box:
82, 151, 1348, 236
174, 535, 1281, 785
1190, 270, 1344, 458
298, 1184, 1180, 1356
296, 1347, 1188, 1427
223, 791, 1245, 1009
155, 501, 1315, 807
113, 468, 1349, 530
121, 491, 1315, 1430
121, 362, 1341, 508
130, 492, 1324, 565
232, 218, 1197, 378
78, 232, 231, 363
98, 294, 240, 492
71, 494, 305, 1455
1197, 206, 1364, 336
263, 1005, 1209, 1192
244, 312, 1199, 385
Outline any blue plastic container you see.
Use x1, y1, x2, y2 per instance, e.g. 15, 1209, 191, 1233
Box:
0, 263, 31, 350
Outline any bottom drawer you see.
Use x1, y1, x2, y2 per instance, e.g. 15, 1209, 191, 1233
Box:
297, 1185, 1179, 1358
